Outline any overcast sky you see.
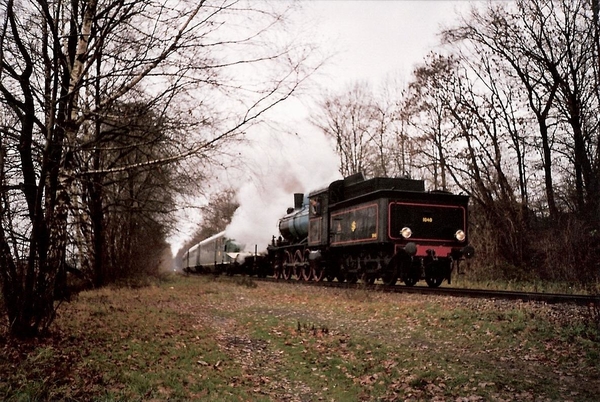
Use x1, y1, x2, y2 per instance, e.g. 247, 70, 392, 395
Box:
301, 0, 473, 90
171, 1, 479, 254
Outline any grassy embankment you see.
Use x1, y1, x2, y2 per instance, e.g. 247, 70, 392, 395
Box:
1, 274, 599, 401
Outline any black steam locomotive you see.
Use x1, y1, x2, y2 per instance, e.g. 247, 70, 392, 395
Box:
268, 173, 474, 287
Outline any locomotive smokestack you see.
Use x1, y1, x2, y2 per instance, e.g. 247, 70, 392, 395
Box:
294, 193, 304, 210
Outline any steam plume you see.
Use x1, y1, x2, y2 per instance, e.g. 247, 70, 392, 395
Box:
225, 130, 340, 251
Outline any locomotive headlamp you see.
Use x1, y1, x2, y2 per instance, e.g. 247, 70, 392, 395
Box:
455, 229, 466, 242
401, 227, 412, 239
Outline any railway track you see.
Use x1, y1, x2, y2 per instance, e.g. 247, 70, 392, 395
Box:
255, 276, 599, 306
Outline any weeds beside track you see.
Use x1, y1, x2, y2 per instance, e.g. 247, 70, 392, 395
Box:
1, 274, 599, 401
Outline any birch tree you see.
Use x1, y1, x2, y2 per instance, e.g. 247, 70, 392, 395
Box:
0, 0, 318, 337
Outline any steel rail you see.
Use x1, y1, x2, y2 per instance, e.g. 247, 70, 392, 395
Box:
256, 277, 599, 306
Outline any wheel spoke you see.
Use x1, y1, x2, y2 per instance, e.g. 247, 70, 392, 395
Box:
282, 251, 292, 280
294, 250, 305, 280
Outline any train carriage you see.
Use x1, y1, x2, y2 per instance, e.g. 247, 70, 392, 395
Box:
182, 231, 270, 276
182, 231, 243, 274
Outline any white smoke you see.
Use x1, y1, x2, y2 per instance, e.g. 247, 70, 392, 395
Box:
225, 128, 341, 252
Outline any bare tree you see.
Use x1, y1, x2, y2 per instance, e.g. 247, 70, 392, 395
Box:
369, 76, 408, 178
423, 0, 600, 281
312, 82, 377, 177
83, 102, 179, 285
193, 188, 240, 243
0, 0, 319, 337
444, 0, 600, 221
313, 81, 406, 178
402, 53, 459, 191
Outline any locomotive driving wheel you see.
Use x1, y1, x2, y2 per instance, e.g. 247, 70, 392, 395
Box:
282, 251, 293, 280
304, 249, 313, 280
296, 249, 310, 281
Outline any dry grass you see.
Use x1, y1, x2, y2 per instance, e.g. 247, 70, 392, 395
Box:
1, 274, 599, 401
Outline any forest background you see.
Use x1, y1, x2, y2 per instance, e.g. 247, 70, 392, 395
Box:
1, 0, 599, 338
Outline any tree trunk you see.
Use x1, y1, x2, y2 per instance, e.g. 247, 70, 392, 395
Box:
538, 118, 558, 220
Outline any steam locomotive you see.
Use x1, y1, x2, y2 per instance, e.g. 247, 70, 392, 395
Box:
183, 173, 474, 287
269, 173, 473, 287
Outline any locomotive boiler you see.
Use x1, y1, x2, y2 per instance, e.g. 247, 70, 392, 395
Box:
268, 173, 474, 287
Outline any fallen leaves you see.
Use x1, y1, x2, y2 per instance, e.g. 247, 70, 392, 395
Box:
1, 276, 599, 401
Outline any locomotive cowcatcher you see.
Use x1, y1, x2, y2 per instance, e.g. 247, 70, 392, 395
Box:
268, 173, 474, 287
